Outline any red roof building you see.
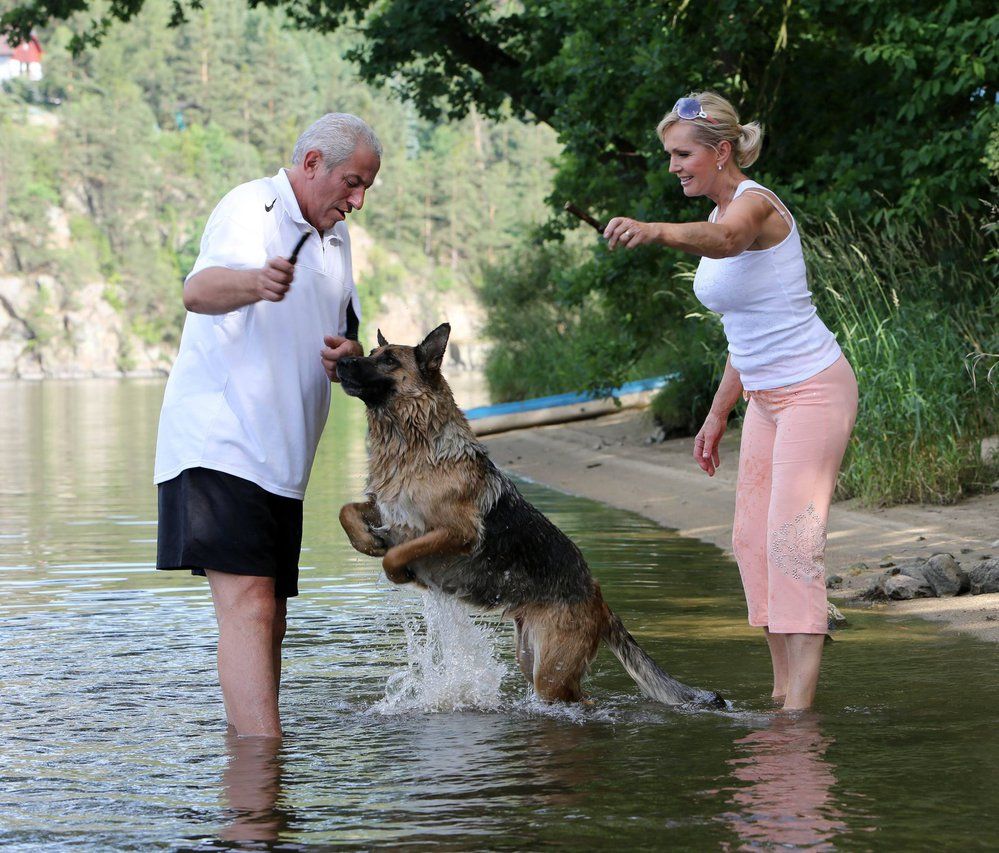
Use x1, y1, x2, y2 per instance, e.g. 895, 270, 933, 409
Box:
0, 34, 44, 82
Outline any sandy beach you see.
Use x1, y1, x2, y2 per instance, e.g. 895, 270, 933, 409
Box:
482, 408, 999, 644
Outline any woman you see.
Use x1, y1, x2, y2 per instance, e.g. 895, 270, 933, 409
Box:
604, 91, 857, 711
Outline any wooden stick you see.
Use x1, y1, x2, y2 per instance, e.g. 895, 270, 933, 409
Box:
289, 232, 309, 263
563, 201, 606, 234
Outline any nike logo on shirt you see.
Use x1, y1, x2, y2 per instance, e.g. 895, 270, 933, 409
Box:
264, 198, 276, 212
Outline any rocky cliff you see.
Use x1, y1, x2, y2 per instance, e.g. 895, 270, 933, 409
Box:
0, 220, 488, 380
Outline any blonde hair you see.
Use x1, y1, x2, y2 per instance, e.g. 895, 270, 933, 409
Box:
656, 91, 763, 168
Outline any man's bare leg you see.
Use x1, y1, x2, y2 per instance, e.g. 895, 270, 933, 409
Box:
207, 571, 282, 737
273, 597, 287, 695
220, 731, 285, 843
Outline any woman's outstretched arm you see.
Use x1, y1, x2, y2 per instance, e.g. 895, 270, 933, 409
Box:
604, 193, 773, 258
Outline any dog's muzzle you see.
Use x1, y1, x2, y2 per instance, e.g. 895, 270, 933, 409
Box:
336, 357, 363, 395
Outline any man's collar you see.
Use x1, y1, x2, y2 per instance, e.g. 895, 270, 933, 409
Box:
274, 169, 307, 226
274, 168, 343, 244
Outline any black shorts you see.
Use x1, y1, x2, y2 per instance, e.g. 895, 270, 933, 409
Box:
156, 467, 303, 598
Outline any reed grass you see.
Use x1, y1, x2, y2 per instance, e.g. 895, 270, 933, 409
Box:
805, 214, 997, 505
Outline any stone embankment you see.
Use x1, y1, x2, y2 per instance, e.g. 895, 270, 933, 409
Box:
837, 553, 999, 601
0, 221, 488, 380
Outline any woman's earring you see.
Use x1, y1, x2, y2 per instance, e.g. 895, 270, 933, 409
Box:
717, 163, 722, 171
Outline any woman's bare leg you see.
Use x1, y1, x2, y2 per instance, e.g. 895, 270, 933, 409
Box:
783, 633, 824, 711
763, 628, 789, 702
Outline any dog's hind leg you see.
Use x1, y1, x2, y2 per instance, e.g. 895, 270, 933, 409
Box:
513, 615, 535, 685
533, 638, 590, 703
530, 605, 601, 703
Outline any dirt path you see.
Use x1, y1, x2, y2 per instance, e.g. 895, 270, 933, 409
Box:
482, 409, 999, 643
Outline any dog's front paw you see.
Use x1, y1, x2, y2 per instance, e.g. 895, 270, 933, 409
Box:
382, 548, 427, 588
383, 564, 415, 585
339, 501, 388, 556
382, 550, 413, 584
361, 530, 388, 557
345, 530, 386, 557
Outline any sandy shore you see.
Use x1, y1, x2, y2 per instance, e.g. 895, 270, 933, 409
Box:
482, 408, 999, 644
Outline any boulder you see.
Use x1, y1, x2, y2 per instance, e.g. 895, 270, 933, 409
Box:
966, 559, 999, 595
827, 601, 848, 630
860, 567, 896, 601
882, 573, 934, 601
858, 576, 886, 601
894, 557, 928, 577
826, 574, 844, 589
896, 554, 968, 597
923, 553, 969, 596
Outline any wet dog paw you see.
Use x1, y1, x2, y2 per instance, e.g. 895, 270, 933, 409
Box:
363, 535, 388, 557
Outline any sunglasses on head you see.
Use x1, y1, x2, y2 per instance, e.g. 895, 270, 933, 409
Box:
673, 97, 717, 123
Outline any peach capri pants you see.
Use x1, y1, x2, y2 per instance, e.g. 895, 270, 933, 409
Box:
732, 355, 858, 634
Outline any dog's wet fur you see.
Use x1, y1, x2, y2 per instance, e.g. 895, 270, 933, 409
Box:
338, 323, 724, 707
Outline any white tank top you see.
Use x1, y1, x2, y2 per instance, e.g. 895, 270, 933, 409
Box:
692, 180, 841, 391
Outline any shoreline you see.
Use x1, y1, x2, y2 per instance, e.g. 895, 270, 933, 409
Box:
481, 408, 999, 644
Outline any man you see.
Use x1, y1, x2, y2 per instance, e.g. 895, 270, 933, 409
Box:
154, 113, 382, 738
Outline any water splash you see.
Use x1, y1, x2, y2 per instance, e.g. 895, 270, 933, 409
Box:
371, 590, 508, 714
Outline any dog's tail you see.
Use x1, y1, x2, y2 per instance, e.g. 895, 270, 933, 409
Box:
602, 605, 725, 708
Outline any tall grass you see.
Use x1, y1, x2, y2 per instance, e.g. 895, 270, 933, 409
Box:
806, 214, 997, 505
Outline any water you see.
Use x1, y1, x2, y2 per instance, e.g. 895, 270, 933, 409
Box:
1, 380, 997, 851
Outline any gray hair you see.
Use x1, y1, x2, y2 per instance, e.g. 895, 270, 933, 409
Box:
291, 113, 383, 170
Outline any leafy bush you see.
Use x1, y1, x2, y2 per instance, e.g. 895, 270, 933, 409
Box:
646, 313, 728, 438
481, 240, 658, 401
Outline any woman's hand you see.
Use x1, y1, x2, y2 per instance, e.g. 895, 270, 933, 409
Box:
693, 412, 727, 477
603, 217, 658, 251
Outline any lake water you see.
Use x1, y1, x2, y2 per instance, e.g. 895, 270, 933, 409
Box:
1, 380, 997, 851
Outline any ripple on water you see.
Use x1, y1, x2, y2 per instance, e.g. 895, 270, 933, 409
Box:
3, 381, 999, 851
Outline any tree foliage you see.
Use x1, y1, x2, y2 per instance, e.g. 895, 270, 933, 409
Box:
6, 0, 996, 218
0, 0, 559, 348
6, 0, 995, 376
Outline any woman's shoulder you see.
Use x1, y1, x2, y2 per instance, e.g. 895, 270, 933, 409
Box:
734, 179, 772, 198
735, 181, 794, 222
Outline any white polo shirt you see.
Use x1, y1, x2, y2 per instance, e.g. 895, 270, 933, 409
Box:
153, 169, 360, 499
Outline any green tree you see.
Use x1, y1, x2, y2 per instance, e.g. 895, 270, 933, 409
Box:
9, 0, 995, 367
1, 0, 561, 346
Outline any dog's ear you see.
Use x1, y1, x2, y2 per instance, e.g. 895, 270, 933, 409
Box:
416, 323, 450, 375
376, 329, 389, 348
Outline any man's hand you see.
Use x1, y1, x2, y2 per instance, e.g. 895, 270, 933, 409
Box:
322, 335, 363, 382
693, 412, 727, 477
253, 257, 296, 303
184, 258, 296, 314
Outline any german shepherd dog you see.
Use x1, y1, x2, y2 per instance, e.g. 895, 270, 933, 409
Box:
337, 324, 724, 708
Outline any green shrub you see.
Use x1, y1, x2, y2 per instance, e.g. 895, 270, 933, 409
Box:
646, 314, 728, 438
481, 241, 658, 402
